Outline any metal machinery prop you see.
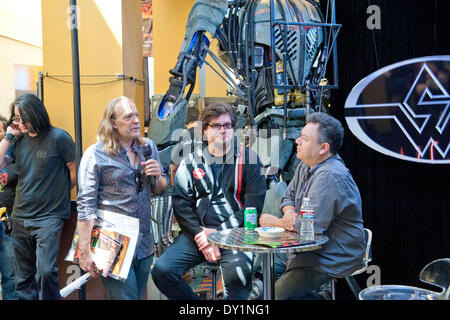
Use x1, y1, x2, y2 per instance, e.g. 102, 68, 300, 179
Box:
148, 0, 341, 254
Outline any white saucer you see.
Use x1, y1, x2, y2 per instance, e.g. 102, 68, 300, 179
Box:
255, 227, 285, 238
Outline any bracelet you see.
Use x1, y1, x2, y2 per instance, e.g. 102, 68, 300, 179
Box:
4, 133, 15, 143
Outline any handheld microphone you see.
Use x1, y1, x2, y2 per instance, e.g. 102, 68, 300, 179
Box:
142, 143, 156, 186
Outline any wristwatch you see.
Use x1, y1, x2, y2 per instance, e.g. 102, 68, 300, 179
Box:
4, 132, 15, 143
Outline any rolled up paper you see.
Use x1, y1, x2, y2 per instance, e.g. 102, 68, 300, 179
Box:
60, 272, 90, 298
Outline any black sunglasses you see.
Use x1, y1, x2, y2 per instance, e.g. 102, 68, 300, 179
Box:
134, 169, 144, 193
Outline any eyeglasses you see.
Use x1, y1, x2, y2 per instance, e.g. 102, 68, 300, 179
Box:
134, 169, 143, 193
207, 122, 233, 130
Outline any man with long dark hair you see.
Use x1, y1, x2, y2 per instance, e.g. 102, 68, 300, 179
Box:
0, 93, 76, 300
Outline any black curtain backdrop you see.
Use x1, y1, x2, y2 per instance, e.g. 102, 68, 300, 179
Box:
318, 0, 450, 298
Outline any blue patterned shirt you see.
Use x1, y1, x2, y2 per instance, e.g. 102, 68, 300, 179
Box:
77, 138, 161, 259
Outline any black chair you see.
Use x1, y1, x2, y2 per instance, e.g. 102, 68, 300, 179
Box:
151, 192, 175, 256
200, 262, 220, 300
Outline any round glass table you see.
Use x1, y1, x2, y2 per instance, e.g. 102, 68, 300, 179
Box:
208, 227, 328, 300
359, 285, 443, 300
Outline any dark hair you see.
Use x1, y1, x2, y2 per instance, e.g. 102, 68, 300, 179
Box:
186, 107, 200, 124
10, 94, 52, 134
306, 112, 344, 154
200, 102, 237, 132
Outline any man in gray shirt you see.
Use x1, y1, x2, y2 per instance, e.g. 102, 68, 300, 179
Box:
260, 112, 365, 299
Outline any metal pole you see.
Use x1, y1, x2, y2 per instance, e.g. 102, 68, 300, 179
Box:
143, 57, 150, 127
70, 0, 83, 169
262, 253, 274, 300
37, 72, 44, 102
69, 0, 84, 300
331, 0, 339, 88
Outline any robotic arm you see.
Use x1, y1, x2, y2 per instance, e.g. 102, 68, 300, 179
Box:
148, 0, 228, 150
148, 0, 341, 252
148, 0, 340, 176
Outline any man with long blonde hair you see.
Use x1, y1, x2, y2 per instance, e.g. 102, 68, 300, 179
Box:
77, 96, 166, 300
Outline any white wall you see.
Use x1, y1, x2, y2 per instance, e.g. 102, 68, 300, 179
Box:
0, 0, 43, 117
0, 0, 42, 47
0, 37, 42, 117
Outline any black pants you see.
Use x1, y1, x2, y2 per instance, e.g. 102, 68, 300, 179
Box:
11, 217, 64, 300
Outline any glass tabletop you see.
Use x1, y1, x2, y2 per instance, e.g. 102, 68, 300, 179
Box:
359, 285, 442, 300
208, 227, 328, 253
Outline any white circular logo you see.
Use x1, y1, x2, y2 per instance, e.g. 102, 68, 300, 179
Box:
344, 56, 450, 164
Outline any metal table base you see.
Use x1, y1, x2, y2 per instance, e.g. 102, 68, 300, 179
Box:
208, 228, 328, 300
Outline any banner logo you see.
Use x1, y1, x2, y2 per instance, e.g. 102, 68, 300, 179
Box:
344, 56, 449, 164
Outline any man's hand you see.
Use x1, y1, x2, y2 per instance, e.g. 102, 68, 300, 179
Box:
141, 159, 162, 180
194, 228, 217, 251
282, 210, 298, 232
141, 158, 167, 195
202, 246, 221, 263
6, 122, 22, 137
259, 213, 284, 228
195, 228, 221, 262
77, 219, 100, 278
79, 249, 100, 278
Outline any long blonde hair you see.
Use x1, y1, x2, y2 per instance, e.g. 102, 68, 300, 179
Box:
97, 96, 145, 155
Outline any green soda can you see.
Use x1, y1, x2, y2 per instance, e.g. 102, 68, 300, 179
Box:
244, 207, 258, 231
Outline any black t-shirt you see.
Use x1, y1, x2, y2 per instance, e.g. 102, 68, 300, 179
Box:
203, 154, 233, 228
6, 127, 76, 220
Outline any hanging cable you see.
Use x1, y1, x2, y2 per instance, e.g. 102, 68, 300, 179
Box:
43, 73, 144, 85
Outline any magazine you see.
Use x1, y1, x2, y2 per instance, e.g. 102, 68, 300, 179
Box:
61, 210, 139, 298
65, 210, 139, 281
66, 226, 126, 279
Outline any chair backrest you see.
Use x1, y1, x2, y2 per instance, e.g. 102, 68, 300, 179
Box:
419, 258, 450, 295
349, 228, 372, 276
151, 193, 175, 256
363, 228, 373, 266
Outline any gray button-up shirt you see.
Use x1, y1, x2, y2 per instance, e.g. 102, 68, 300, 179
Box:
280, 154, 365, 277
77, 138, 161, 259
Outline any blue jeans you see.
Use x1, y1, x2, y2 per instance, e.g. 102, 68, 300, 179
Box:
102, 254, 153, 300
11, 217, 64, 300
275, 266, 331, 300
151, 233, 254, 300
0, 226, 18, 300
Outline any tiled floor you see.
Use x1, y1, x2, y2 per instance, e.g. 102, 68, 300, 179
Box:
0, 264, 223, 300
